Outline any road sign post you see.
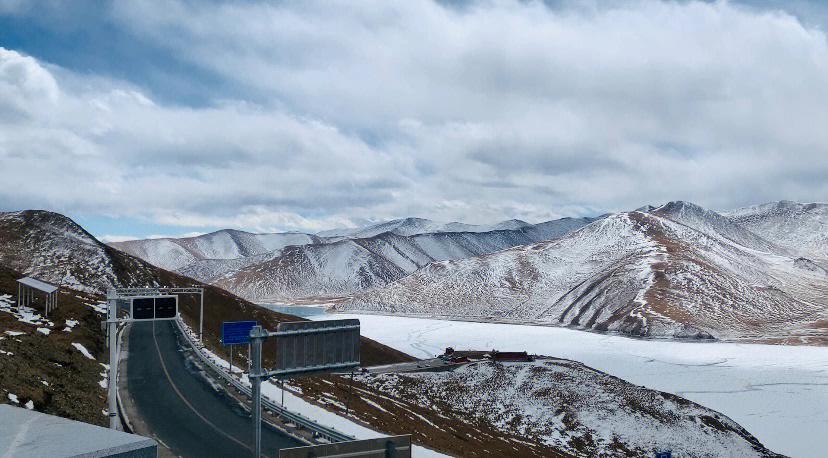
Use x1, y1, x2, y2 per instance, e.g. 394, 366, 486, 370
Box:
222, 320, 258, 345
249, 320, 361, 458
222, 321, 258, 376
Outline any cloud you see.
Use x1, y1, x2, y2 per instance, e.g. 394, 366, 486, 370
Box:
2, 1, 828, 233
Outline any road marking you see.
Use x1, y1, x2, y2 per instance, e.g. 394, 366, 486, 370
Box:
152, 321, 252, 453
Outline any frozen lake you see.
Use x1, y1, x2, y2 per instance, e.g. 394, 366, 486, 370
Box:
310, 312, 827, 458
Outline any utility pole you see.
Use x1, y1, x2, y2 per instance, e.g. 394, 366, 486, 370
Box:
106, 290, 118, 430
250, 325, 264, 458
199, 292, 204, 343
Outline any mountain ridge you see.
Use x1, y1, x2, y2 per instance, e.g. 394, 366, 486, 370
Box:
339, 204, 828, 344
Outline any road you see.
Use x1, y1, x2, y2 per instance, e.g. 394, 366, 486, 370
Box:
365, 358, 456, 374
126, 321, 302, 457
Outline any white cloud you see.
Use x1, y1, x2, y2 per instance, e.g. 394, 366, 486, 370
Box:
2, 1, 828, 231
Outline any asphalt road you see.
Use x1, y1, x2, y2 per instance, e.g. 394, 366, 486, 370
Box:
126, 321, 302, 457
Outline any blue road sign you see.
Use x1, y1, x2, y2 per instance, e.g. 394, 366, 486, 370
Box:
221, 320, 257, 345
655, 452, 672, 458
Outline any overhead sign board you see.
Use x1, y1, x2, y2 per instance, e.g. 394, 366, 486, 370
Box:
221, 320, 257, 345
129, 296, 178, 321
279, 435, 411, 458
271, 319, 360, 377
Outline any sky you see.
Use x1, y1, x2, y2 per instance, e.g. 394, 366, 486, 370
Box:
1, 0, 828, 241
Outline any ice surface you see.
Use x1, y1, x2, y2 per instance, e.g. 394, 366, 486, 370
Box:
313, 313, 828, 458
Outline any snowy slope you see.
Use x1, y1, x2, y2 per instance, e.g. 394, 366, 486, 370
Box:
651, 201, 782, 254
356, 359, 780, 457
209, 222, 592, 302
725, 200, 828, 260
341, 206, 828, 342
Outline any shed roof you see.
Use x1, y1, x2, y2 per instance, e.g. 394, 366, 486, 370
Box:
17, 277, 58, 294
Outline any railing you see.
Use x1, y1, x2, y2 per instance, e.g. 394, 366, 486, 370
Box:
173, 319, 355, 444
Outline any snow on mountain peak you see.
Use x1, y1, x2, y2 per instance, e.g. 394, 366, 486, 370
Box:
726, 200, 828, 259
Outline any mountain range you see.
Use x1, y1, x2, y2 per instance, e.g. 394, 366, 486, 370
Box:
110, 201, 827, 343
343, 201, 828, 343
112, 216, 597, 302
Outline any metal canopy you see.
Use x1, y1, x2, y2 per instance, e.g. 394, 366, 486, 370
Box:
17, 276, 59, 317
17, 276, 57, 293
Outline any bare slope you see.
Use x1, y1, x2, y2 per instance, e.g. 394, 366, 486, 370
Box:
341, 204, 828, 343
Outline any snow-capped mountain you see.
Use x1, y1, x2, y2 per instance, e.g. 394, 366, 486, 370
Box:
317, 217, 534, 239
208, 220, 595, 302
340, 202, 828, 343
650, 201, 782, 253
110, 217, 595, 303
725, 200, 828, 260
111, 229, 322, 271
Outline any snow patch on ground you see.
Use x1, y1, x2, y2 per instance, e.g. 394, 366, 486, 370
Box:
0, 298, 49, 327
89, 302, 107, 314
99, 363, 108, 389
7, 393, 18, 403
71, 342, 95, 360
24, 400, 33, 410
63, 319, 79, 332
36, 327, 50, 335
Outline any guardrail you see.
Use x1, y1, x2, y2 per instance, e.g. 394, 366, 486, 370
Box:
173, 319, 355, 444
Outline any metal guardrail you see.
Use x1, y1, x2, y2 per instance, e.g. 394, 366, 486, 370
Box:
173, 319, 355, 444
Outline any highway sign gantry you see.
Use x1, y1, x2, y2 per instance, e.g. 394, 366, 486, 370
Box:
130, 296, 178, 321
